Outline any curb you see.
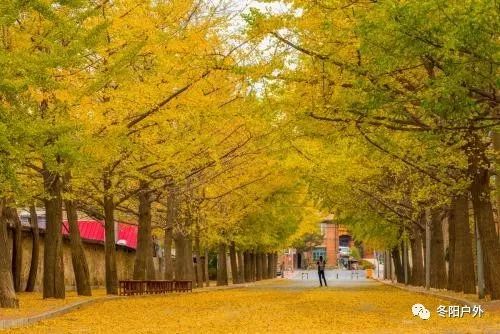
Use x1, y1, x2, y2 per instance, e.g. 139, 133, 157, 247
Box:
374, 278, 476, 307
0, 279, 274, 330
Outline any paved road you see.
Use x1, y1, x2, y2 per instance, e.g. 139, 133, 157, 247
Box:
249, 270, 378, 291
284, 269, 367, 281
250, 279, 378, 291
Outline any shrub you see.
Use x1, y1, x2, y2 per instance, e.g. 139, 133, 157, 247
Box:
350, 247, 361, 260
359, 259, 375, 270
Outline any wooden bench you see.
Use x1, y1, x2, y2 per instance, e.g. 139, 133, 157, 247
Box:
147, 280, 174, 294
119, 280, 176, 296
174, 280, 192, 292
119, 280, 145, 296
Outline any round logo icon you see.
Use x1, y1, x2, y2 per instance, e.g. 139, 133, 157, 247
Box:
412, 303, 431, 320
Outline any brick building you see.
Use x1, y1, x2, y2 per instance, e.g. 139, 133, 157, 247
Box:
280, 217, 374, 270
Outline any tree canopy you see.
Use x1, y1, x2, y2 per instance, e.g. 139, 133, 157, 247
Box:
0, 0, 499, 304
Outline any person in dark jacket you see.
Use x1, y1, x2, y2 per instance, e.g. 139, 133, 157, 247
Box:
317, 256, 327, 287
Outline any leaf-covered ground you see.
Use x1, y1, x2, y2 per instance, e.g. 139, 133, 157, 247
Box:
0, 290, 106, 320
3, 280, 499, 333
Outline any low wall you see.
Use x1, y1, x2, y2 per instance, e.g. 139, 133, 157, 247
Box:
11, 230, 136, 291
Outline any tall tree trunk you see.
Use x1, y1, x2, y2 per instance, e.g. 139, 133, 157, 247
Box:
200, 254, 206, 285
256, 253, 263, 281
103, 172, 118, 295
383, 251, 388, 280
389, 249, 394, 281
25, 205, 39, 292
248, 252, 253, 281
424, 209, 431, 289
184, 237, 194, 282
391, 246, 404, 283
42, 169, 65, 299
262, 253, 266, 279
244, 251, 251, 282
270, 253, 275, 278
451, 195, 476, 293
237, 251, 245, 283
7, 207, 22, 292
273, 253, 278, 278
0, 200, 18, 308
267, 253, 273, 279
174, 233, 186, 280
409, 224, 424, 286
386, 251, 392, 280
217, 243, 228, 286
403, 238, 409, 285
384, 250, 391, 279
163, 186, 176, 280
194, 234, 202, 288
468, 142, 500, 299
492, 131, 500, 240
229, 241, 238, 284
133, 182, 154, 280
204, 249, 210, 287
430, 210, 447, 289
459, 197, 476, 294
251, 252, 257, 282
262, 252, 268, 279
147, 245, 156, 280
65, 200, 91, 296
447, 203, 456, 291
163, 226, 173, 280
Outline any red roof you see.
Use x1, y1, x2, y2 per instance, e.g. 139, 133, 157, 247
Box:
117, 223, 138, 249
62, 220, 137, 250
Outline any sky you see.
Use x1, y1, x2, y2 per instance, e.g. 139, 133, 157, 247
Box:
231, 0, 291, 28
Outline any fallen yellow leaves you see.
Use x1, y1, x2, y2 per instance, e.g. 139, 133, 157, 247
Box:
3, 282, 499, 333
0, 290, 106, 320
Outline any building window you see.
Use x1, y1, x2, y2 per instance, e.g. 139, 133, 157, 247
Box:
339, 235, 351, 247
312, 247, 326, 261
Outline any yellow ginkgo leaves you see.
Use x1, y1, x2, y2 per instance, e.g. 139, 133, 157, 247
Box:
5, 282, 499, 333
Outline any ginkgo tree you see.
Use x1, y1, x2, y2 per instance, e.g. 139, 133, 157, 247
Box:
244, 0, 499, 298
68, 0, 256, 292
1, 0, 497, 309
0, 0, 114, 302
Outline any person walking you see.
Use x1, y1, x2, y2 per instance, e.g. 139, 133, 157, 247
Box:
317, 256, 327, 287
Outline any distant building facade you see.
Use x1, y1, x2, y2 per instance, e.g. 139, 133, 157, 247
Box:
280, 218, 374, 270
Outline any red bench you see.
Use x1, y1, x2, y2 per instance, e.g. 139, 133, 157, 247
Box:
174, 280, 192, 292
119, 280, 176, 296
118, 280, 193, 295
